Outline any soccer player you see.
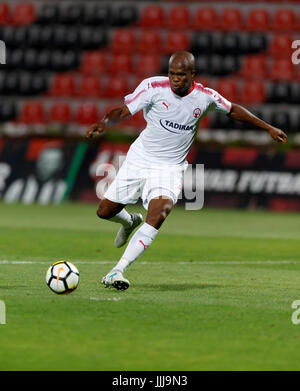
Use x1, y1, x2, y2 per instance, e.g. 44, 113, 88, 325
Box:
86, 51, 287, 291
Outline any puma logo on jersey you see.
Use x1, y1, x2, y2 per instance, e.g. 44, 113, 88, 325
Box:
162, 102, 169, 109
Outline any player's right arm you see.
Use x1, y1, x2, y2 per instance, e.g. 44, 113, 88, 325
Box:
86, 78, 153, 139
86, 105, 131, 138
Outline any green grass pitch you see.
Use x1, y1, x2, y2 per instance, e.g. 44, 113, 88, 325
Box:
0, 201, 300, 371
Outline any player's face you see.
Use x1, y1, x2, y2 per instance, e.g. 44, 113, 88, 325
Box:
168, 65, 195, 97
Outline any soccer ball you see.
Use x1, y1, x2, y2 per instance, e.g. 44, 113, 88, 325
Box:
46, 261, 80, 294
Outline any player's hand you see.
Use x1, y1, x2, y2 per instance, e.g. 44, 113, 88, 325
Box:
268, 127, 287, 143
86, 122, 105, 138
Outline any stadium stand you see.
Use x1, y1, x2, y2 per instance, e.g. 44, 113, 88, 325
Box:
49, 102, 72, 124
19, 101, 45, 124
0, 0, 299, 139
138, 5, 164, 28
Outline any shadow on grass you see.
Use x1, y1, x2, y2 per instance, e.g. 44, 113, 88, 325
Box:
134, 283, 220, 291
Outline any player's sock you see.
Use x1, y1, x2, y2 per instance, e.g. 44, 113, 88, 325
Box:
109, 208, 133, 227
112, 222, 158, 273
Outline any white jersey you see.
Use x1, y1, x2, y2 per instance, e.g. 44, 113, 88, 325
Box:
124, 76, 231, 167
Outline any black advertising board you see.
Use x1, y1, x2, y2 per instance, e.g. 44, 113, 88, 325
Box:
0, 137, 81, 204
0, 137, 299, 212
190, 146, 300, 211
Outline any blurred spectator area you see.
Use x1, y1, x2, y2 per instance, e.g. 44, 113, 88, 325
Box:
0, 1, 300, 140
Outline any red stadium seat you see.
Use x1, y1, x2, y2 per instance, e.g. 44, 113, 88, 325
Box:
76, 103, 98, 125
111, 29, 136, 53
49, 103, 72, 123
269, 34, 293, 58
11, 3, 36, 26
239, 81, 266, 104
269, 58, 294, 81
0, 3, 10, 24
272, 9, 296, 31
19, 101, 45, 124
193, 8, 218, 30
76, 75, 102, 97
109, 53, 133, 74
104, 75, 129, 98
80, 51, 107, 75
219, 8, 243, 31
240, 55, 267, 79
215, 79, 238, 102
135, 54, 161, 76
245, 9, 270, 31
167, 6, 190, 29
164, 31, 190, 54
139, 5, 164, 27
137, 30, 161, 53
49, 74, 76, 97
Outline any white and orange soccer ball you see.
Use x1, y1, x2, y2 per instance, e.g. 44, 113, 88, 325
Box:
46, 261, 80, 294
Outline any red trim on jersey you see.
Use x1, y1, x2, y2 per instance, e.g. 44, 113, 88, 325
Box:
151, 80, 170, 89
195, 83, 231, 111
194, 83, 208, 93
188, 81, 196, 95
218, 97, 231, 111
125, 88, 147, 105
125, 80, 170, 105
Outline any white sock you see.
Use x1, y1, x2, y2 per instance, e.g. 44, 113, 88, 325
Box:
112, 223, 158, 273
109, 209, 132, 227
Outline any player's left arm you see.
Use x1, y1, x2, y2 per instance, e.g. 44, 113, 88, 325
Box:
228, 103, 287, 143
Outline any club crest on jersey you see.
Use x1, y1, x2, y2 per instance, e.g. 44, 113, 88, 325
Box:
159, 119, 195, 134
193, 108, 201, 118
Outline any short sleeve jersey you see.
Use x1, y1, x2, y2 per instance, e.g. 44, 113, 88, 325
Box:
124, 76, 231, 166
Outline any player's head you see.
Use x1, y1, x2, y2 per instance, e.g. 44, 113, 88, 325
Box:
168, 51, 196, 97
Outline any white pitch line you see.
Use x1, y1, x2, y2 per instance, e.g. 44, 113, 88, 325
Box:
0, 260, 299, 265
90, 297, 121, 301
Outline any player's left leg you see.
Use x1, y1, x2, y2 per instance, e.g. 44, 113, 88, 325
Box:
97, 198, 143, 248
102, 196, 173, 290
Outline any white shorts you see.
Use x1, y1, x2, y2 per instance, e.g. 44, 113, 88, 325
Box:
104, 159, 186, 210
